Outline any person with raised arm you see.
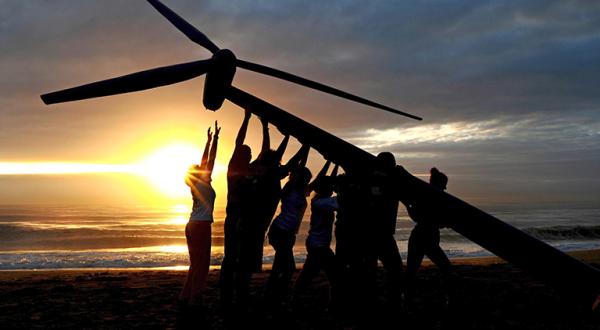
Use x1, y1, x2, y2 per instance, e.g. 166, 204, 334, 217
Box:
235, 116, 290, 308
265, 144, 312, 308
250, 117, 291, 235
293, 160, 340, 310
219, 109, 252, 309
180, 121, 220, 312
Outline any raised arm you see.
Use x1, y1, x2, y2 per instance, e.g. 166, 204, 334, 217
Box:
318, 160, 332, 179
298, 145, 310, 168
207, 121, 220, 175
275, 134, 290, 163
200, 126, 212, 170
309, 160, 331, 190
282, 144, 310, 173
235, 109, 251, 148
258, 116, 270, 159
331, 163, 339, 177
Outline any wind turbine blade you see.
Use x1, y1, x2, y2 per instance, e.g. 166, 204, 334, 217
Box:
147, 0, 220, 54
41, 59, 211, 105
236, 59, 422, 121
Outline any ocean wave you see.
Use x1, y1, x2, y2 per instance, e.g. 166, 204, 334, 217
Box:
0, 251, 194, 270
524, 225, 600, 241
0, 223, 227, 251
413, 225, 600, 242
3, 240, 600, 270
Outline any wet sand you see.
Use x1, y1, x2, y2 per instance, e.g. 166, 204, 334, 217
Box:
1, 250, 599, 329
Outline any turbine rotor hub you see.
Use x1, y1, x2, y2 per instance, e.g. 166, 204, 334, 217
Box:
203, 49, 237, 111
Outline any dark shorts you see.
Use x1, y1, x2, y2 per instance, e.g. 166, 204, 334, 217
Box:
268, 225, 296, 251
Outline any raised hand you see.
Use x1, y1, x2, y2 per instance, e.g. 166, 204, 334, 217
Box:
207, 126, 213, 142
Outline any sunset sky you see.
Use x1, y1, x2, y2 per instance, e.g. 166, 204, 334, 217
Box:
1, 0, 599, 207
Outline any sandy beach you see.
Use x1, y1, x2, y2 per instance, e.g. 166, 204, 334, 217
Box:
1, 250, 599, 329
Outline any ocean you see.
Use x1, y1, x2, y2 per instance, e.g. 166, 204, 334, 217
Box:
0, 204, 599, 270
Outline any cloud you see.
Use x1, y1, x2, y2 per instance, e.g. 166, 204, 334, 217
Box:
344, 111, 600, 204
1, 0, 599, 205
349, 113, 600, 149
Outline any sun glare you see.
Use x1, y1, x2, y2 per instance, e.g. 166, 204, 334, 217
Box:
132, 144, 226, 199
134, 144, 200, 198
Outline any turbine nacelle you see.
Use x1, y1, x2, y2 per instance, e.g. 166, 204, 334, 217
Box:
203, 49, 236, 111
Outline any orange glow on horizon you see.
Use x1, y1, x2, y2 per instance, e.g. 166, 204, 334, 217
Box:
0, 162, 132, 175
0, 143, 228, 202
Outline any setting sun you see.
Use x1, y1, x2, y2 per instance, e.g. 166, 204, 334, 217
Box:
132, 143, 227, 199
133, 144, 201, 198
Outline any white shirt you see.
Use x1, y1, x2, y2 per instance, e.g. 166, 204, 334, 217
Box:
187, 176, 216, 222
306, 196, 338, 248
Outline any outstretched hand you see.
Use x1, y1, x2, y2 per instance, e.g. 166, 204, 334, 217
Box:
207, 126, 213, 142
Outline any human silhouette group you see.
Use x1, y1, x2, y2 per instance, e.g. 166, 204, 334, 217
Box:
179, 107, 454, 325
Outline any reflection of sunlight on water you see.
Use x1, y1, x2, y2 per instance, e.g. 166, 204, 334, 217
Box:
153, 265, 190, 271
168, 204, 190, 225
93, 245, 189, 253
168, 215, 188, 225
17, 222, 111, 230
157, 245, 188, 253
151, 265, 222, 271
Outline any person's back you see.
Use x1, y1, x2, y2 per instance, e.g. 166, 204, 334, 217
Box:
366, 152, 404, 309
225, 157, 251, 226
188, 173, 216, 222
335, 172, 368, 257
369, 161, 399, 236
251, 155, 284, 231
272, 187, 308, 234
335, 173, 364, 230
307, 193, 337, 249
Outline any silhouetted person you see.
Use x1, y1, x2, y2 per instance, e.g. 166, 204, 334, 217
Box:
249, 117, 291, 235
265, 144, 311, 308
219, 109, 252, 309
180, 121, 220, 312
404, 167, 453, 301
293, 160, 340, 310
235, 116, 290, 307
366, 152, 404, 307
334, 169, 372, 320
